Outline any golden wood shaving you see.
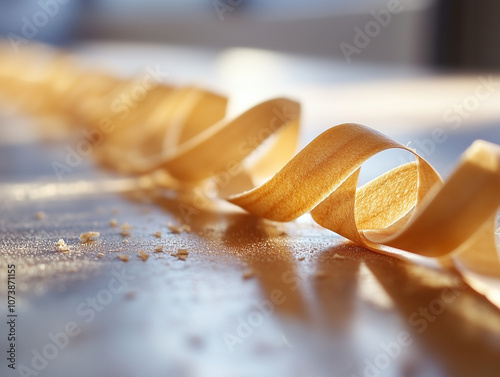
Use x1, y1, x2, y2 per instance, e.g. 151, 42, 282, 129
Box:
1, 43, 499, 305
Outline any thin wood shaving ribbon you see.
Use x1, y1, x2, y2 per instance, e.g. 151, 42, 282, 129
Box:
1, 43, 499, 301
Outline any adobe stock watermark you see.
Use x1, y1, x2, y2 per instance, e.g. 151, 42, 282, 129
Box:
408, 285, 464, 333
7, 0, 71, 53
398, 127, 448, 166
340, 0, 404, 63
399, 74, 500, 165
213, 0, 244, 22
177, 104, 298, 225
350, 331, 414, 377
221, 265, 315, 353
16, 264, 135, 377
349, 284, 464, 377
443, 74, 500, 129
51, 64, 169, 181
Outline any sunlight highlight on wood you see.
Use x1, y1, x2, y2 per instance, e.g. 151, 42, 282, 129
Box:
0, 42, 499, 301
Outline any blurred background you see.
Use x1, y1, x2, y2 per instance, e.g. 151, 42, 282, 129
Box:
1, 0, 500, 69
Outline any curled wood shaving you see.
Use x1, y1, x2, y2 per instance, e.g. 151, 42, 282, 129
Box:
1, 43, 499, 305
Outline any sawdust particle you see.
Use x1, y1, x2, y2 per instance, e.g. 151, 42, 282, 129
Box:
57, 239, 70, 253
138, 250, 149, 261
79, 231, 100, 243
117, 254, 129, 262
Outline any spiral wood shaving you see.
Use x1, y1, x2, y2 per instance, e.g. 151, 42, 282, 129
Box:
1, 42, 499, 303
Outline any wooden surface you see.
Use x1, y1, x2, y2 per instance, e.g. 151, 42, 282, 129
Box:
1, 43, 500, 377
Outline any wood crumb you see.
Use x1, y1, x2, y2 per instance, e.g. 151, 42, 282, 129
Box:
138, 250, 149, 262
177, 248, 189, 255
167, 223, 182, 234
297, 256, 305, 261
97, 252, 104, 258
315, 270, 327, 279
117, 254, 129, 262
242, 269, 255, 279
154, 231, 162, 238
120, 222, 132, 230
333, 253, 346, 260
109, 218, 118, 227
172, 248, 189, 260
57, 239, 70, 253
167, 223, 191, 234
154, 246, 163, 253
79, 231, 100, 243
122, 239, 129, 244
35, 211, 46, 220
120, 222, 132, 236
